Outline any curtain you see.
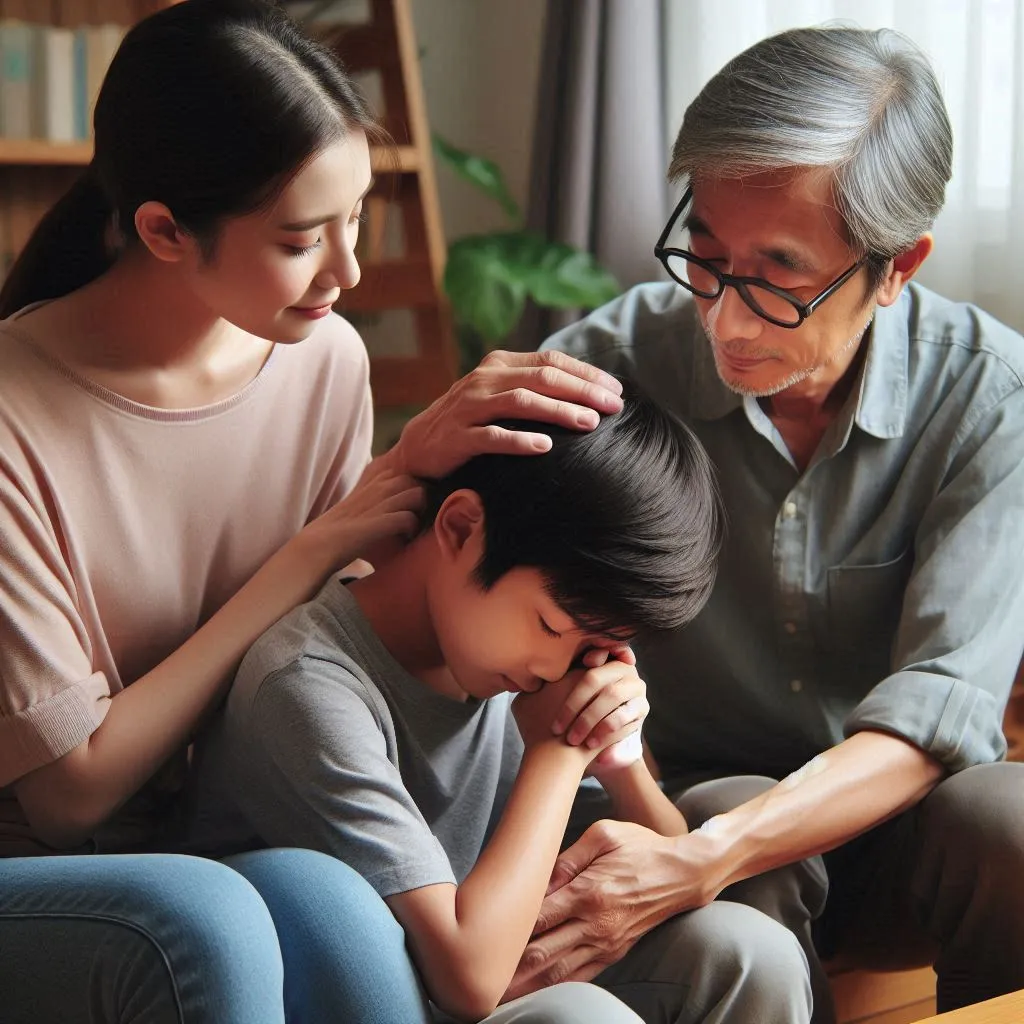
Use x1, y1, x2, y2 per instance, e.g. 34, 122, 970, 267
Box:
663, 0, 1024, 331
516, 0, 666, 350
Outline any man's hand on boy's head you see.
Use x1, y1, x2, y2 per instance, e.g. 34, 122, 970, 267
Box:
387, 350, 624, 480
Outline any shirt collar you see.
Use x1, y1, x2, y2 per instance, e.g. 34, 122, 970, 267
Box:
853, 291, 910, 439
688, 291, 910, 438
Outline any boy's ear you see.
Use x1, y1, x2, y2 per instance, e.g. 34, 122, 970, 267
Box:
434, 490, 485, 563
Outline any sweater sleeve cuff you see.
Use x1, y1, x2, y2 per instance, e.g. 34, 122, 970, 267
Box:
0, 673, 110, 786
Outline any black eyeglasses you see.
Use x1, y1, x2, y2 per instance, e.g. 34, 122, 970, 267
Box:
654, 187, 868, 329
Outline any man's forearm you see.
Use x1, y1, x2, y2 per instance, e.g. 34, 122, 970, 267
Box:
697, 730, 945, 894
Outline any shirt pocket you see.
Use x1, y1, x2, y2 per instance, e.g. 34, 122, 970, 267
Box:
826, 549, 914, 658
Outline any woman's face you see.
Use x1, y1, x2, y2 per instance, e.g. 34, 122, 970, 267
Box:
187, 132, 373, 343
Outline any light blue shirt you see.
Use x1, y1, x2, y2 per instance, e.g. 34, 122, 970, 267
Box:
544, 282, 1024, 778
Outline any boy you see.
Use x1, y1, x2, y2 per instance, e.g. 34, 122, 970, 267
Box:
197, 387, 722, 1022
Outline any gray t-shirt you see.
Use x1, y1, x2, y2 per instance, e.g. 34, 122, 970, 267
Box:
195, 575, 524, 897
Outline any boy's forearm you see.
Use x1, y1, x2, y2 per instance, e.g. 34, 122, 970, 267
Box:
398, 742, 589, 1020
597, 760, 688, 836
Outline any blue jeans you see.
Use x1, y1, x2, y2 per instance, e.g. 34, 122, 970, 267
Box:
0, 847, 432, 1024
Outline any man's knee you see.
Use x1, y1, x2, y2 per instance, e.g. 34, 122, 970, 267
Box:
918, 762, 1024, 899
674, 774, 778, 828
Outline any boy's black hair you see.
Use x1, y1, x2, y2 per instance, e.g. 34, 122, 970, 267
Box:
424, 379, 723, 637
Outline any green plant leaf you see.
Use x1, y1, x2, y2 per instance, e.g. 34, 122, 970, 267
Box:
433, 134, 521, 222
525, 242, 622, 309
444, 235, 528, 340
444, 232, 622, 341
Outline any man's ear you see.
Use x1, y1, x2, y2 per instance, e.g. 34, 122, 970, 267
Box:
433, 490, 485, 564
134, 201, 197, 264
875, 233, 934, 307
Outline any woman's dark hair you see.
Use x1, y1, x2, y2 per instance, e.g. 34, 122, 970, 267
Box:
424, 381, 724, 637
0, 0, 382, 318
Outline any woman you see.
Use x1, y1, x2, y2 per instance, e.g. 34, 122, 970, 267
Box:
0, 2, 625, 1021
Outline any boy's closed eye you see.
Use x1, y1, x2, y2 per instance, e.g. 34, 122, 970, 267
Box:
538, 616, 561, 639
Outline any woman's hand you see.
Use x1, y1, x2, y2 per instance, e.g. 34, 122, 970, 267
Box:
389, 350, 624, 480
298, 461, 423, 575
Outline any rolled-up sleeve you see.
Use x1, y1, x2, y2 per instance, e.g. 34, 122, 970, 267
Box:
845, 387, 1024, 771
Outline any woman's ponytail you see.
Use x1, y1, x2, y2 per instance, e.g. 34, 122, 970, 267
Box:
0, 164, 114, 319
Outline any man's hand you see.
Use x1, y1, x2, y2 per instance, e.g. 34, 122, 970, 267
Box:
505, 820, 725, 999
389, 350, 624, 480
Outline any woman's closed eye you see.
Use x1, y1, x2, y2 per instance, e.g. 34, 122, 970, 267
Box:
286, 239, 322, 257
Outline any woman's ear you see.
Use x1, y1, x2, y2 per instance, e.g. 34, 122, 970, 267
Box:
134, 201, 196, 263
875, 233, 934, 307
433, 489, 485, 565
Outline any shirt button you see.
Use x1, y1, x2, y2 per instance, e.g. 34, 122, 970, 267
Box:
784, 621, 798, 635
790, 679, 803, 693
783, 501, 798, 519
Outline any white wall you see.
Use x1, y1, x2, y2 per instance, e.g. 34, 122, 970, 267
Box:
411, 0, 547, 240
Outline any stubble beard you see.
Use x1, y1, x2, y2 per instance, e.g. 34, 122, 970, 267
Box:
702, 312, 873, 399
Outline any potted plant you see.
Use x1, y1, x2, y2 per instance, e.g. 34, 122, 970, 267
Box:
433, 135, 621, 372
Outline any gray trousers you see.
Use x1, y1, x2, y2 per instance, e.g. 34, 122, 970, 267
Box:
470, 983, 643, 1023
581, 761, 1024, 1024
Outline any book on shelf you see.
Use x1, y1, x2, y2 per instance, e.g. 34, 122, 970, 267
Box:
34, 25, 76, 143
0, 19, 33, 139
0, 20, 125, 144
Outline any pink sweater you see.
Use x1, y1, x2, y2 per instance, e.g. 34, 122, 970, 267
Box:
0, 311, 373, 855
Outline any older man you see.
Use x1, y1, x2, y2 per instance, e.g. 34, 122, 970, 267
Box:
513, 25, 1024, 1024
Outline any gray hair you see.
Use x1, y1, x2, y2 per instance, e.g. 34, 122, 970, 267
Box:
670, 27, 953, 278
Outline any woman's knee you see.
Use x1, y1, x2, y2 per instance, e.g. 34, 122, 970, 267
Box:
225, 846, 406, 945
0, 854, 285, 1024
226, 848, 432, 1024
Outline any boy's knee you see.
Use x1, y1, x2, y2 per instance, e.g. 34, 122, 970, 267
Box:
674, 774, 778, 828
500, 982, 643, 1023
692, 901, 808, 981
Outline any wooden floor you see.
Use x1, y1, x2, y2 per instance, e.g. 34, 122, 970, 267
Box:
832, 664, 1024, 1024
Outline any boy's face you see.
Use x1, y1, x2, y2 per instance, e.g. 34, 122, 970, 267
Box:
426, 492, 626, 700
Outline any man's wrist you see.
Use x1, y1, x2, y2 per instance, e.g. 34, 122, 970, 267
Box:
684, 808, 752, 898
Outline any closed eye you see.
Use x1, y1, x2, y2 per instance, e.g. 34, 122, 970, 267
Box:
286, 240, 322, 257
538, 616, 561, 639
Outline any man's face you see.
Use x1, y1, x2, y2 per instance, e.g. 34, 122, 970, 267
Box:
686, 171, 876, 399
